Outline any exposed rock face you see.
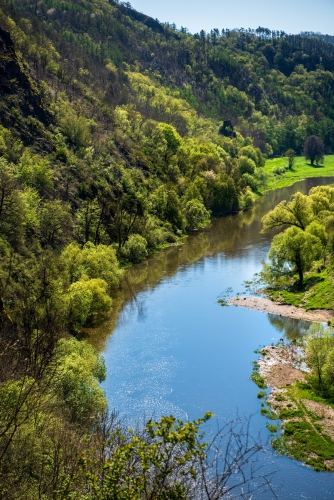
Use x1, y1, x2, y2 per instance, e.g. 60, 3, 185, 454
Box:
0, 27, 52, 146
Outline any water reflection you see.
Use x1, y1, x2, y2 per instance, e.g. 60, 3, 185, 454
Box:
267, 313, 312, 340
85, 176, 334, 351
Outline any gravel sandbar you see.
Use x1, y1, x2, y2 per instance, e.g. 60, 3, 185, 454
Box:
229, 296, 334, 323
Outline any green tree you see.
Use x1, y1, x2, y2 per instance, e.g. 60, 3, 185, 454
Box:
61, 242, 123, 291
261, 192, 313, 233
305, 324, 332, 389
49, 338, 106, 421
306, 221, 329, 265
268, 226, 321, 283
158, 123, 182, 165
59, 112, 92, 150
184, 199, 210, 230
286, 149, 296, 170
0, 158, 24, 247
238, 156, 256, 175
121, 233, 148, 263
39, 200, 73, 248
303, 135, 325, 166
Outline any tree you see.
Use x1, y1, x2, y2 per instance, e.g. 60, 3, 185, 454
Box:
49, 338, 106, 422
261, 192, 313, 233
303, 135, 324, 166
121, 233, 148, 263
286, 148, 296, 170
268, 226, 322, 283
0, 158, 24, 247
238, 156, 256, 175
305, 324, 332, 389
61, 242, 123, 291
39, 200, 73, 248
185, 199, 210, 230
306, 221, 328, 265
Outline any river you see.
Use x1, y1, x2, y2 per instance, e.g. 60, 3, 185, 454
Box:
100, 177, 334, 499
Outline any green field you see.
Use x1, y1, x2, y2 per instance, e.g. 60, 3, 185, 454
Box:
264, 155, 334, 190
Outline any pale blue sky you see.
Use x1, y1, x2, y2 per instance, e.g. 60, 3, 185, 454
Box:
129, 0, 334, 35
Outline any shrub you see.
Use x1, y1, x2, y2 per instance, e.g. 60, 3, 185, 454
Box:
184, 199, 210, 230
122, 234, 148, 262
249, 372, 267, 389
239, 155, 256, 175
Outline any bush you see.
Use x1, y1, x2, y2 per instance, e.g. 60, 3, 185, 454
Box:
184, 198, 210, 230
242, 173, 259, 192
122, 234, 148, 262
239, 155, 256, 175
250, 372, 267, 389
273, 166, 287, 175
239, 188, 256, 209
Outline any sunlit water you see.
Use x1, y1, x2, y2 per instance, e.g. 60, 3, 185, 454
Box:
101, 178, 334, 499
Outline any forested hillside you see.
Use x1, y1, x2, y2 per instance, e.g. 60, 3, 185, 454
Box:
0, 0, 334, 496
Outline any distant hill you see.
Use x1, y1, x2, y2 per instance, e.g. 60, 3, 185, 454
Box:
301, 31, 334, 46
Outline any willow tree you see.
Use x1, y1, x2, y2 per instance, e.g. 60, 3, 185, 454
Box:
268, 226, 321, 284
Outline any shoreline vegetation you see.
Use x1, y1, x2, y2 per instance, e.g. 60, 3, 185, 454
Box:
243, 168, 334, 472
252, 342, 334, 471
248, 182, 334, 320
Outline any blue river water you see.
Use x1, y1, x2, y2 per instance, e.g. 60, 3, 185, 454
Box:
101, 177, 334, 499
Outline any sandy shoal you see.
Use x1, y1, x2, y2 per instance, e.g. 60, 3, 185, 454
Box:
228, 296, 334, 323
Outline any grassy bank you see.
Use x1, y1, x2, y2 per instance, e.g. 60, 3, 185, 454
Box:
266, 263, 334, 313
264, 155, 334, 190
252, 344, 334, 471
271, 382, 334, 471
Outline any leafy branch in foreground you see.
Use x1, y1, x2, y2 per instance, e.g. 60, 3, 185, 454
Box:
80, 412, 277, 500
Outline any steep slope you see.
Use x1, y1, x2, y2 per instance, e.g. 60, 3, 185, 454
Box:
0, 26, 52, 148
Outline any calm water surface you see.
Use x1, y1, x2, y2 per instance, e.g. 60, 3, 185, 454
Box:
101, 178, 334, 499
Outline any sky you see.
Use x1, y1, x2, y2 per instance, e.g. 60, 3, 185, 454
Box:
129, 0, 334, 36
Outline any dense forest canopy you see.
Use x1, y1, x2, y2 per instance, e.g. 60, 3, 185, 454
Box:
0, 0, 334, 496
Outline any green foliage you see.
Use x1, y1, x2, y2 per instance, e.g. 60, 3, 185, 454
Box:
67, 276, 112, 329
50, 338, 107, 421
81, 413, 213, 500
2, 0, 334, 493
304, 323, 334, 391
59, 109, 92, 150
286, 149, 296, 170
121, 233, 148, 263
184, 199, 210, 230
39, 199, 73, 248
61, 242, 123, 291
269, 226, 322, 283
261, 192, 313, 233
261, 185, 334, 301
249, 372, 267, 389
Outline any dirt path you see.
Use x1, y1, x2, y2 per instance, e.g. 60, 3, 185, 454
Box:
229, 296, 334, 323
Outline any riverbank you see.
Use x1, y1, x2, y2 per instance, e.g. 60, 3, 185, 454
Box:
256, 344, 334, 471
229, 296, 334, 323
263, 155, 334, 191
